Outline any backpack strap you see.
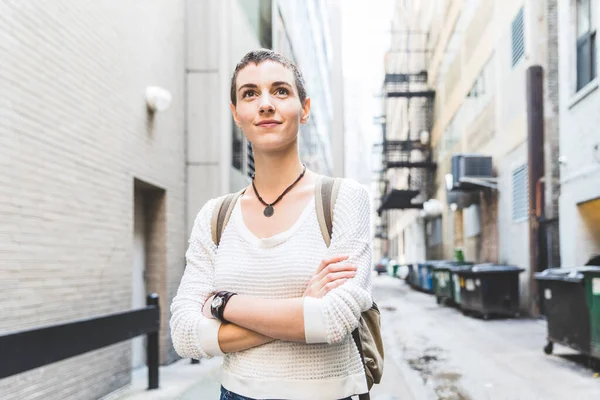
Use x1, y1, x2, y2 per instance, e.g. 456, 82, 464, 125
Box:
315, 176, 342, 247
211, 189, 245, 246
316, 177, 371, 399
213, 176, 341, 248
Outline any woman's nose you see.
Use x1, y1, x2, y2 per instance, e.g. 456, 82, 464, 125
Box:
258, 95, 275, 114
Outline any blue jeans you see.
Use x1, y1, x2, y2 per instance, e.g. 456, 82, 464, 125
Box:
219, 386, 352, 400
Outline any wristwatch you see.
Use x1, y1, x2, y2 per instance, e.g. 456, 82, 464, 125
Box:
210, 291, 237, 322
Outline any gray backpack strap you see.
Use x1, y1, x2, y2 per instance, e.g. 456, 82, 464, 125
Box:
315, 176, 342, 247
211, 189, 245, 246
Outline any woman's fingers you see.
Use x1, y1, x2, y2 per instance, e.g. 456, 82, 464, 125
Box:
314, 259, 356, 282
318, 270, 356, 286
303, 256, 358, 298
317, 278, 348, 297
315, 255, 349, 275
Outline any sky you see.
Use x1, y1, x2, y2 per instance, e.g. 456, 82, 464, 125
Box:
341, 0, 395, 90
340, 0, 395, 183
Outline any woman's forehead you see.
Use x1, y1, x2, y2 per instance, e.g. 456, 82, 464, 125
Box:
236, 61, 295, 86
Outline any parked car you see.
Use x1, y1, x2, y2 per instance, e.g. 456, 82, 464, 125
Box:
374, 257, 390, 275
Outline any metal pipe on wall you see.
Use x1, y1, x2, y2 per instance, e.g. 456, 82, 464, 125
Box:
526, 65, 545, 316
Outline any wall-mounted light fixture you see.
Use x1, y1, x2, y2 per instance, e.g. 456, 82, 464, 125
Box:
145, 86, 172, 113
423, 199, 443, 217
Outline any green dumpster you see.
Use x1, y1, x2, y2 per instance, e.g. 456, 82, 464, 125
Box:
535, 266, 600, 360
432, 261, 474, 306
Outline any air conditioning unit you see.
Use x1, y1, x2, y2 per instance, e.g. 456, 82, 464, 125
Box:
445, 154, 495, 192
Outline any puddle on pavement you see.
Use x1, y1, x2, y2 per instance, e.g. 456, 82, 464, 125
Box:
406, 347, 470, 400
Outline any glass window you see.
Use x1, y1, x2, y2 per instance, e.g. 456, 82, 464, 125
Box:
511, 7, 525, 67
576, 0, 597, 90
231, 123, 243, 171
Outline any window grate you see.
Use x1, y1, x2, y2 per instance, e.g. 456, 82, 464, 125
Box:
511, 7, 525, 67
247, 141, 255, 178
512, 165, 529, 223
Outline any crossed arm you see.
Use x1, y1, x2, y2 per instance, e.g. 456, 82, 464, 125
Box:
170, 185, 372, 359
203, 255, 356, 353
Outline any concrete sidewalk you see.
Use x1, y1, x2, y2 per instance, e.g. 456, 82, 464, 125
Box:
105, 355, 415, 400
103, 357, 222, 400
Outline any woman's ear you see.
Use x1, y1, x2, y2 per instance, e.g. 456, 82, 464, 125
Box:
301, 97, 311, 124
230, 103, 240, 127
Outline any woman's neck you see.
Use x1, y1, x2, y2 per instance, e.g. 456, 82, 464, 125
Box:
251, 147, 306, 200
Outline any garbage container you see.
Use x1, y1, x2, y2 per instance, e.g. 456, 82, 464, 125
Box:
432, 261, 474, 306
450, 265, 476, 307
417, 263, 433, 293
406, 264, 418, 287
535, 266, 600, 360
456, 264, 524, 319
391, 261, 400, 277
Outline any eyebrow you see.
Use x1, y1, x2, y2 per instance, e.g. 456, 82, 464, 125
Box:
237, 81, 293, 92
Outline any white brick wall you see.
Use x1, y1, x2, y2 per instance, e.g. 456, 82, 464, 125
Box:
0, 1, 186, 399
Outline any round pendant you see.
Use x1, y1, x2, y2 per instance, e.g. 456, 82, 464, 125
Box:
264, 205, 274, 217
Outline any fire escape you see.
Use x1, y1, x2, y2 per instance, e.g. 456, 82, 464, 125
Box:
376, 31, 436, 216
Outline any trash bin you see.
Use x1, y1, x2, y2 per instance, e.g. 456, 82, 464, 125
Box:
418, 260, 460, 295
417, 261, 441, 293
456, 264, 524, 319
406, 264, 418, 287
432, 261, 474, 305
391, 262, 400, 277
450, 265, 476, 307
535, 266, 600, 360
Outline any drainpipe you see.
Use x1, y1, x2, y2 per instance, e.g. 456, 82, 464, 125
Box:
526, 66, 545, 316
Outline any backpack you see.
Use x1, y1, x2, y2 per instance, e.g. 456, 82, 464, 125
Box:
210, 176, 384, 400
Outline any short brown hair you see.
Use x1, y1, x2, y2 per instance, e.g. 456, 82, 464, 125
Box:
230, 49, 307, 106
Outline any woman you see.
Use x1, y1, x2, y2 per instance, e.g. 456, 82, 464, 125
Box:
170, 49, 373, 400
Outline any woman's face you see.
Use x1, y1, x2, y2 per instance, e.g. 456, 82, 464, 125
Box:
230, 61, 310, 153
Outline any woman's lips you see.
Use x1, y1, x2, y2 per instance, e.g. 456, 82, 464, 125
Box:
257, 122, 280, 128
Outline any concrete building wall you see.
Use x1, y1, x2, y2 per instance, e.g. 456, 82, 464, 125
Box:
0, 1, 187, 398
185, 0, 262, 237
497, 143, 531, 309
557, 0, 600, 267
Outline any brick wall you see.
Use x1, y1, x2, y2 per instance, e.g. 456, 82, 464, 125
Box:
0, 1, 186, 399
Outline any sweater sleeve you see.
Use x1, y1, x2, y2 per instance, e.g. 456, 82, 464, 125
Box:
303, 180, 373, 344
170, 198, 224, 359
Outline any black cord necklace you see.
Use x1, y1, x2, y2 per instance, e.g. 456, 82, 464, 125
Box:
251, 164, 307, 217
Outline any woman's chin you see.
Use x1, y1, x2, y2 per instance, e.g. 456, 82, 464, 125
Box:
250, 137, 296, 154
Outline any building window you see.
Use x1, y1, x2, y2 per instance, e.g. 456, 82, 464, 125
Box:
511, 7, 525, 67
576, 0, 597, 91
512, 165, 529, 223
237, 0, 272, 48
247, 141, 255, 178
429, 217, 443, 246
231, 122, 243, 171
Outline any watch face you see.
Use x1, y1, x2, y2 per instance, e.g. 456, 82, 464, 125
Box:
211, 296, 223, 309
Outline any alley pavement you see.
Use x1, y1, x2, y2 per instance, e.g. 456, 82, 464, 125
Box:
109, 274, 600, 400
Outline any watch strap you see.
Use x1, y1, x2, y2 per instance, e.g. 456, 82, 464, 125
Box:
211, 291, 237, 322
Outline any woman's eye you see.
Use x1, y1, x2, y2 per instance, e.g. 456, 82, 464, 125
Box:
276, 88, 289, 95
242, 90, 256, 98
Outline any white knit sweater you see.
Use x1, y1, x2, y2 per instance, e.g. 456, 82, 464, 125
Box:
170, 178, 373, 400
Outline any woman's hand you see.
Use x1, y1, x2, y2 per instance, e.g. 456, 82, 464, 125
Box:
303, 255, 357, 298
